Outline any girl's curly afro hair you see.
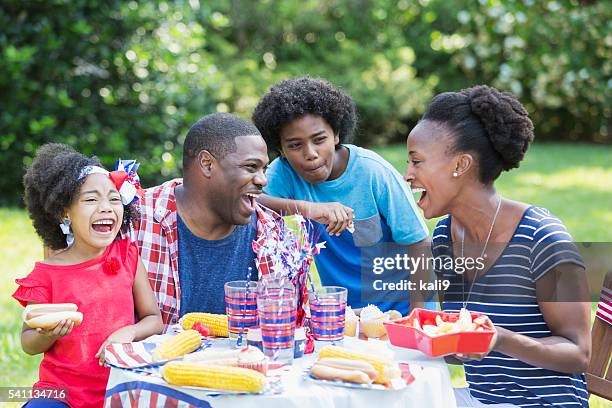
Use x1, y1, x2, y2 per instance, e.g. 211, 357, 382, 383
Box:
23, 143, 139, 250
422, 85, 534, 184
252, 76, 357, 154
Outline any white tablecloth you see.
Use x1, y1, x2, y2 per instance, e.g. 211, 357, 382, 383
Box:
105, 337, 457, 408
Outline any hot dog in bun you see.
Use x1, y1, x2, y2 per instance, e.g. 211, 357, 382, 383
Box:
310, 357, 379, 385
23, 303, 83, 330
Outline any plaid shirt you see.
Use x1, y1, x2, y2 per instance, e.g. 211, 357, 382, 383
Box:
130, 179, 182, 330
131, 178, 280, 331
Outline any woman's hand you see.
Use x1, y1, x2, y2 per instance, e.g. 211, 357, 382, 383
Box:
455, 317, 499, 362
305, 202, 355, 236
95, 325, 136, 366
35, 319, 75, 341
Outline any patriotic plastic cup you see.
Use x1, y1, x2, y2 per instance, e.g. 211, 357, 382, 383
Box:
308, 286, 348, 342
257, 277, 297, 364
224, 280, 258, 339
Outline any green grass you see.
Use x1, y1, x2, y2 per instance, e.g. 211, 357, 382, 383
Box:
1, 143, 611, 407
0, 209, 44, 391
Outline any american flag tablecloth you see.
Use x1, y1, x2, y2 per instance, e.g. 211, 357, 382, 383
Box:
105, 335, 457, 408
106, 383, 214, 408
104, 336, 287, 407
104, 362, 287, 407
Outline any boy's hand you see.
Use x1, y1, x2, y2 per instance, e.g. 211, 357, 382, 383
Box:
306, 202, 355, 236
95, 325, 136, 366
36, 319, 74, 341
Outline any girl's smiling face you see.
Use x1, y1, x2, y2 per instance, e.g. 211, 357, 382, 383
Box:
66, 173, 124, 251
404, 120, 463, 219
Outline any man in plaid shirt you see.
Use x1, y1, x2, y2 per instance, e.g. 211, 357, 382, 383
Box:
130, 113, 271, 330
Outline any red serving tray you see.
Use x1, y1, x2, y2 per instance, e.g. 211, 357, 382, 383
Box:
383, 308, 495, 357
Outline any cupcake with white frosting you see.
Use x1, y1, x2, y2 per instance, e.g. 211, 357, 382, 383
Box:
360, 304, 387, 338
237, 346, 268, 375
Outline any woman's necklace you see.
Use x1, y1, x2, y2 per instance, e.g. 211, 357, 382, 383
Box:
459, 195, 502, 311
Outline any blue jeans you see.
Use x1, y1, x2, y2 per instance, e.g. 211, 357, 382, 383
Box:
23, 399, 69, 408
454, 388, 518, 407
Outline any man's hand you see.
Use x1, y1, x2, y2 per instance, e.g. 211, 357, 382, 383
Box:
95, 325, 136, 365
305, 202, 355, 236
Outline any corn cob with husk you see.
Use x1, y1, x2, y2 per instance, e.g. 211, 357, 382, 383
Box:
318, 345, 400, 384
161, 361, 266, 393
181, 312, 229, 337
152, 329, 201, 361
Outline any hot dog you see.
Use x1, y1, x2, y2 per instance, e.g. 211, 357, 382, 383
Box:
23, 303, 83, 330
25, 311, 83, 330
315, 358, 378, 381
310, 363, 373, 385
23, 303, 78, 320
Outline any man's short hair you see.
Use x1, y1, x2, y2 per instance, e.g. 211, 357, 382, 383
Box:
183, 113, 262, 166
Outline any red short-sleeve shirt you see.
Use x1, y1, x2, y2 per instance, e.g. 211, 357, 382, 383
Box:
13, 238, 138, 408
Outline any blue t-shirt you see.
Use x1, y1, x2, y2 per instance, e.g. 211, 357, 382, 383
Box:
433, 206, 588, 407
178, 213, 257, 316
264, 144, 428, 314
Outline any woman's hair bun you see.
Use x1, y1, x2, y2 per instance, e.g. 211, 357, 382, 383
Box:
464, 85, 534, 171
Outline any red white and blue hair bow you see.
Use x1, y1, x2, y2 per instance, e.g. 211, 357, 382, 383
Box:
78, 160, 143, 205
109, 159, 143, 205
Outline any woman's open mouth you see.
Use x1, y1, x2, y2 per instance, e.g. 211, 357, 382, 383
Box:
412, 187, 427, 208
91, 219, 115, 234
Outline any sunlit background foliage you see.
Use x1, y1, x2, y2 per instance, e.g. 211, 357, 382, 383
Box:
1, 0, 610, 203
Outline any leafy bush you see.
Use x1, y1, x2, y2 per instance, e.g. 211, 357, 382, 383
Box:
0, 0, 609, 204
434, 0, 611, 143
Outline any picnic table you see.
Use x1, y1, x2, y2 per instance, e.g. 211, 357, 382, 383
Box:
104, 335, 457, 408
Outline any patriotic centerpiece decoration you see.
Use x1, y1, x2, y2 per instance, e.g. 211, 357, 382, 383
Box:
253, 206, 325, 328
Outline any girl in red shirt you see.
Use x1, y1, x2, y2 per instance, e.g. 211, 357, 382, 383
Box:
13, 143, 163, 408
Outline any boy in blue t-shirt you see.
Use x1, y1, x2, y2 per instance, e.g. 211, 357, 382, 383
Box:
252, 76, 431, 314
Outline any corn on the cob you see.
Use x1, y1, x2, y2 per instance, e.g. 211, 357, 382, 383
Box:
152, 330, 201, 361
181, 313, 229, 337
161, 361, 266, 393
318, 345, 400, 384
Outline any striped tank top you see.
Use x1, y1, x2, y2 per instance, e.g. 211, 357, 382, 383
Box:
432, 206, 588, 407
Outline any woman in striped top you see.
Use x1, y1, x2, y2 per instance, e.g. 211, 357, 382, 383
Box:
404, 85, 591, 407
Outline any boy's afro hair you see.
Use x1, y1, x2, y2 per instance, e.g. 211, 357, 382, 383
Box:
252, 76, 357, 153
23, 143, 138, 250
